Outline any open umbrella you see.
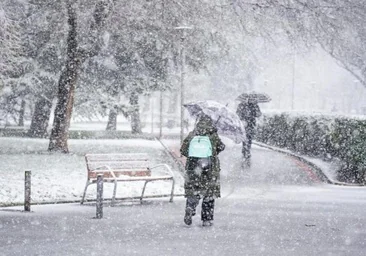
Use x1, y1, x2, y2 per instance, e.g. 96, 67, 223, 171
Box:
236, 91, 271, 103
184, 100, 246, 144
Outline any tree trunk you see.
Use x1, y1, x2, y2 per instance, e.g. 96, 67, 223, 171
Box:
106, 107, 117, 131
27, 97, 52, 138
167, 90, 178, 114
18, 100, 26, 127
48, 2, 79, 153
129, 91, 142, 134
166, 90, 178, 128
47, 0, 113, 152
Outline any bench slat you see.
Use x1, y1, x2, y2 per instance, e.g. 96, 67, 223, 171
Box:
89, 169, 151, 178
85, 153, 148, 161
91, 176, 173, 182
87, 161, 149, 171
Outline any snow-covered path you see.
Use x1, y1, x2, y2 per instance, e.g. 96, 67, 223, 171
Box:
1, 185, 365, 256
221, 144, 320, 186
1, 138, 365, 255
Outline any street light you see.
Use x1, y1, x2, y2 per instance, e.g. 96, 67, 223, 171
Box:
174, 26, 193, 145
291, 51, 296, 110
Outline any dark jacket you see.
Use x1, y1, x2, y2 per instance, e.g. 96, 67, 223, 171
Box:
180, 116, 225, 198
236, 102, 261, 130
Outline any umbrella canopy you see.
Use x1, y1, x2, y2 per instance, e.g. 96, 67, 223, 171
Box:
184, 100, 246, 144
236, 91, 271, 103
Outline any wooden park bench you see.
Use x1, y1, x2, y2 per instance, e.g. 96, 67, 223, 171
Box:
81, 153, 175, 205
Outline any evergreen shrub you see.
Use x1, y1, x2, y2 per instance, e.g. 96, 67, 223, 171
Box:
256, 112, 366, 184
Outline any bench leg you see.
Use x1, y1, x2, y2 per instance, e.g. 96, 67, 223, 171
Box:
81, 181, 90, 205
141, 181, 149, 203
169, 178, 175, 203
112, 180, 118, 206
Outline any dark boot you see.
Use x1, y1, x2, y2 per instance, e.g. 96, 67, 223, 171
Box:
202, 220, 213, 227
184, 208, 193, 225
201, 196, 215, 225
184, 196, 200, 225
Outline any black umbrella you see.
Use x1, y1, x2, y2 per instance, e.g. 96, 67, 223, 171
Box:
236, 91, 271, 103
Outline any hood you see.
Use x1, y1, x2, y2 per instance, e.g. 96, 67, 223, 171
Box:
194, 115, 217, 135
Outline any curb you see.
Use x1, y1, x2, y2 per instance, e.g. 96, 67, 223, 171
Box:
155, 138, 186, 173
0, 194, 186, 209
253, 141, 365, 187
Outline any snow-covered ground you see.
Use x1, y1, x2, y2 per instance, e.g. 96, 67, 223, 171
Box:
1, 137, 366, 255
1, 184, 365, 255
0, 137, 185, 206
253, 141, 340, 182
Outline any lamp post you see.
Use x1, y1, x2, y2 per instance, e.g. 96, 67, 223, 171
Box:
291, 51, 296, 110
159, 91, 163, 139
174, 26, 193, 145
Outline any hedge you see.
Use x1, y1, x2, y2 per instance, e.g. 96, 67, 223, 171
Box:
256, 112, 366, 184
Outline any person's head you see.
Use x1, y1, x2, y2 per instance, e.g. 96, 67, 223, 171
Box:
198, 115, 213, 124
248, 98, 257, 104
194, 115, 217, 134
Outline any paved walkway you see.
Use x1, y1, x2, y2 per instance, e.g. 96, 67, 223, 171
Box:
1, 139, 366, 255
162, 139, 324, 187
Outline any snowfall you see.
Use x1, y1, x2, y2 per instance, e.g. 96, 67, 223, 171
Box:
0, 135, 365, 256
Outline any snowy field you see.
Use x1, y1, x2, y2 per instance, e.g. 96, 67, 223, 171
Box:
0, 137, 185, 206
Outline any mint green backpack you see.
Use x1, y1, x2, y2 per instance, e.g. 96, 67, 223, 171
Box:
188, 136, 213, 158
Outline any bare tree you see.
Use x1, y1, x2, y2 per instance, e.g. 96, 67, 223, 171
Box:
48, 0, 114, 152
226, 0, 366, 87
314, 1, 366, 88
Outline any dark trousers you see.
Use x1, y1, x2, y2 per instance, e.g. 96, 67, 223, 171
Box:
242, 130, 253, 159
186, 195, 215, 221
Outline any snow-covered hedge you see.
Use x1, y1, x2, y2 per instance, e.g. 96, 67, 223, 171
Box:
256, 112, 366, 184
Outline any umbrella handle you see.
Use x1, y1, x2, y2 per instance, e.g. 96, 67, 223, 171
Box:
215, 116, 221, 125
215, 103, 228, 125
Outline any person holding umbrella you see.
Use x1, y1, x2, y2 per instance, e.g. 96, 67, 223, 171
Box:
180, 115, 225, 227
181, 100, 246, 226
236, 91, 270, 163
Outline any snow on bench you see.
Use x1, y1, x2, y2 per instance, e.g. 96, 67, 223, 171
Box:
81, 153, 175, 205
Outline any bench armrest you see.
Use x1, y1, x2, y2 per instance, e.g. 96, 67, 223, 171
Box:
91, 165, 117, 180
149, 164, 174, 178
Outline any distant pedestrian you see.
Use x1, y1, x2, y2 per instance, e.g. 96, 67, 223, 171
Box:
180, 115, 225, 227
236, 99, 262, 162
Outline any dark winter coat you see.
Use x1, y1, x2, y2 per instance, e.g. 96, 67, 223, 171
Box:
180, 116, 225, 198
236, 102, 262, 134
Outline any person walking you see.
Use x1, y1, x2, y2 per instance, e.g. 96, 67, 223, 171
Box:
236, 99, 262, 162
180, 115, 225, 227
